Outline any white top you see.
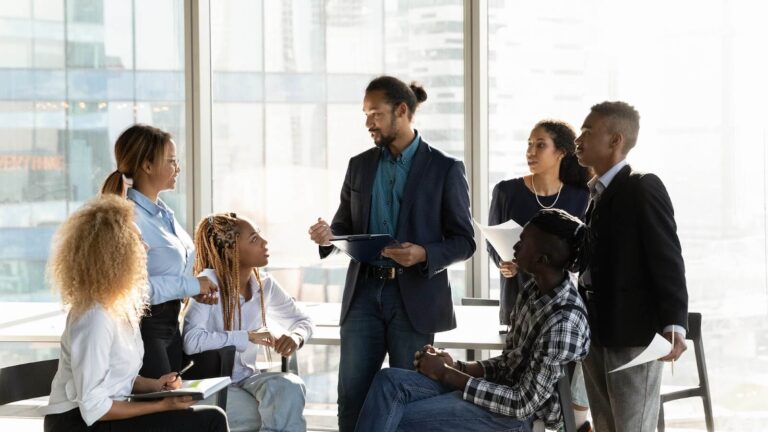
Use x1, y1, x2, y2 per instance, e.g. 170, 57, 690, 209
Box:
183, 269, 314, 383
44, 305, 143, 425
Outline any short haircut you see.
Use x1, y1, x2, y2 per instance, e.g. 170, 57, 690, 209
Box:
366, 76, 427, 120
590, 101, 640, 152
528, 208, 592, 273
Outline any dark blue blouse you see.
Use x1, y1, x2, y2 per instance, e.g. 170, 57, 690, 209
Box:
488, 177, 589, 323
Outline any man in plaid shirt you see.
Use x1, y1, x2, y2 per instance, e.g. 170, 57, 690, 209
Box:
355, 209, 591, 432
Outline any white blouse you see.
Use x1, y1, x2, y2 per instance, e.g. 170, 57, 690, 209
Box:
183, 269, 314, 383
44, 305, 143, 426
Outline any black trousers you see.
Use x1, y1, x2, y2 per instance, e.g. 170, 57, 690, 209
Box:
43, 406, 229, 432
140, 300, 184, 379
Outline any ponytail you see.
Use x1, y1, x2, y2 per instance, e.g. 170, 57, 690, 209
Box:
101, 170, 127, 197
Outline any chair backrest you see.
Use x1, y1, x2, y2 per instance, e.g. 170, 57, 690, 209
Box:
558, 362, 577, 432
0, 358, 59, 405
461, 297, 500, 307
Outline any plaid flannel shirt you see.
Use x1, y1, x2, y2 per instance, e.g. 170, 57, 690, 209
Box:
463, 277, 590, 429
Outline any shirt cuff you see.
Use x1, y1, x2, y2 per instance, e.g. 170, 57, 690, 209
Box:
232, 330, 250, 352
663, 324, 686, 338
184, 275, 201, 297
462, 377, 483, 402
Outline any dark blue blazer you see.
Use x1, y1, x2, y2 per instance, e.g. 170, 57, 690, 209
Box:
320, 139, 476, 334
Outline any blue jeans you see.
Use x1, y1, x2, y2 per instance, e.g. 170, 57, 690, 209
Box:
355, 368, 533, 432
338, 277, 434, 432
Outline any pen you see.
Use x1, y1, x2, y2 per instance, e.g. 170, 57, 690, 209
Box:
176, 360, 195, 378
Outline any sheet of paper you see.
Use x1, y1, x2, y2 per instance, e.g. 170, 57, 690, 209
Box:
609, 333, 672, 373
473, 219, 523, 262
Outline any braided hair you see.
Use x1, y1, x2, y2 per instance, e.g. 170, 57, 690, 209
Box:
194, 213, 264, 331
528, 208, 592, 274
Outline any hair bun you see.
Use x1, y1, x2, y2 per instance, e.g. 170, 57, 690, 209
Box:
409, 82, 428, 103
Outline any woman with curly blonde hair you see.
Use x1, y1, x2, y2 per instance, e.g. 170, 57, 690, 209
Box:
43, 195, 228, 432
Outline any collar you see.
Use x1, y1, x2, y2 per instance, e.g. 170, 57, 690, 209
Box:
383, 130, 420, 163
532, 275, 572, 309
127, 188, 171, 217
588, 159, 627, 193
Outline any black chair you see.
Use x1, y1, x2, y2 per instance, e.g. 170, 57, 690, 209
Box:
657, 312, 714, 432
0, 358, 59, 406
183, 346, 237, 410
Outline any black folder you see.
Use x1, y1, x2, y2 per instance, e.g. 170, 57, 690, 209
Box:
330, 234, 396, 263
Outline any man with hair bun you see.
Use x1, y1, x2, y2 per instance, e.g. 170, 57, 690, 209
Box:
308, 75, 475, 431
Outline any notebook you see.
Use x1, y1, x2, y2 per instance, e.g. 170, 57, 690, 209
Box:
128, 376, 231, 401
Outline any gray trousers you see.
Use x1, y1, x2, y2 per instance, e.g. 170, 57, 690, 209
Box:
201, 372, 306, 432
582, 344, 663, 432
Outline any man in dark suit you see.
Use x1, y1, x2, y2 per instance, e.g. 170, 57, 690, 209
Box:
308, 76, 475, 431
575, 101, 689, 431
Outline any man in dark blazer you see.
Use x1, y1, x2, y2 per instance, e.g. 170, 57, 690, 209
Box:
575, 101, 689, 431
308, 76, 475, 431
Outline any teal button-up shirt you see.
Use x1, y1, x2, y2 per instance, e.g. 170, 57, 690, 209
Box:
368, 132, 420, 267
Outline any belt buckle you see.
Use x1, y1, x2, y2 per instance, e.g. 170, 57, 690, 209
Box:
385, 267, 395, 279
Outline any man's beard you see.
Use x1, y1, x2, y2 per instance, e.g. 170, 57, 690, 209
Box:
373, 116, 398, 148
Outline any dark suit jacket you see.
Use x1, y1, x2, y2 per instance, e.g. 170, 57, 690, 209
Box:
320, 139, 476, 334
584, 165, 688, 347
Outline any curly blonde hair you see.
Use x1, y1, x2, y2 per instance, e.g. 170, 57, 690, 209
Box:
48, 194, 148, 324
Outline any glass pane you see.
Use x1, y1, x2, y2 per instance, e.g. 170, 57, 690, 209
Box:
0, 0, 187, 303
488, 1, 768, 428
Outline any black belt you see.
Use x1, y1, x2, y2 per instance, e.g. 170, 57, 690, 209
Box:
362, 264, 402, 280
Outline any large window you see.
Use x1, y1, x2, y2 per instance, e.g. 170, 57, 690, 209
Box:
209, 0, 465, 417
0, 0, 186, 320
487, 1, 768, 429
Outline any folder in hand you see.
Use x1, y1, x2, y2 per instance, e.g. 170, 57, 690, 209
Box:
330, 234, 396, 263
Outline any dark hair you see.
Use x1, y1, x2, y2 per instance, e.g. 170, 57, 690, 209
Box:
529, 208, 592, 273
365, 75, 427, 120
101, 124, 172, 197
534, 119, 590, 189
590, 101, 640, 152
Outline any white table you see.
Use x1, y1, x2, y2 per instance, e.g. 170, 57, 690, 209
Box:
0, 302, 506, 350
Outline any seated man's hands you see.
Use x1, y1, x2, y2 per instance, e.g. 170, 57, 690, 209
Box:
414, 344, 454, 381
382, 242, 426, 267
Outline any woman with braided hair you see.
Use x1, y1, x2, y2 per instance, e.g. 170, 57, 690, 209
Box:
183, 213, 313, 432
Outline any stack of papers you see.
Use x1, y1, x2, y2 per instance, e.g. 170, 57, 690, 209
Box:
473, 219, 523, 262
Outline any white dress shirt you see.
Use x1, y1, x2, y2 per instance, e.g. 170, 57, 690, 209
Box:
183, 269, 314, 383
44, 305, 144, 426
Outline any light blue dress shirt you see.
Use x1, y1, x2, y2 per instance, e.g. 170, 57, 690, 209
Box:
127, 188, 200, 305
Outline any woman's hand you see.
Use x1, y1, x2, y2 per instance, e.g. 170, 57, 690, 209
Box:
248, 328, 275, 346
499, 261, 518, 278
157, 372, 182, 391
274, 334, 301, 357
194, 276, 219, 305
160, 396, 196, 411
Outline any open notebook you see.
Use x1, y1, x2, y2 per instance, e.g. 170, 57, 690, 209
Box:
128, 376, 231, 401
